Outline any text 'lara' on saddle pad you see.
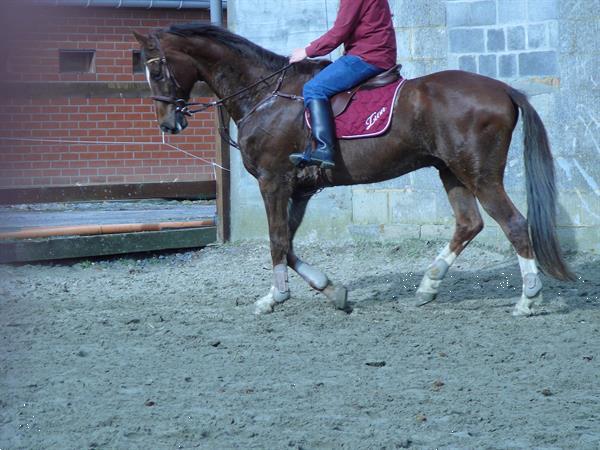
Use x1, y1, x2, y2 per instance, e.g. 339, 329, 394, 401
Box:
305, 77, 407, 139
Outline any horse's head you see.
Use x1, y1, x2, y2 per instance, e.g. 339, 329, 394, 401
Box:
133, 31, 198, 134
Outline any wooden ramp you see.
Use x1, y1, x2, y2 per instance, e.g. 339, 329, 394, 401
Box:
0, 200, 216, 263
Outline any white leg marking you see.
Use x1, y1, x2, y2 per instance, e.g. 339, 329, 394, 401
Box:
437, 244, 458, 267
416, 244, 457, 302
254, 265, 291, 315
513, 256, 543, 317
518, 255, 539, 276
255, 286, 278, 315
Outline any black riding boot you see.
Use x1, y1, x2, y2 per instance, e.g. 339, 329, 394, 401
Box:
289, 99, 336, 169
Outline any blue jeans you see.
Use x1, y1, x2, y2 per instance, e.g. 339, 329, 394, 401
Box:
303, 54, 385, 104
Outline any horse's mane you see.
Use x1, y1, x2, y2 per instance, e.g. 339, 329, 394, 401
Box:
166, 23, 288, 71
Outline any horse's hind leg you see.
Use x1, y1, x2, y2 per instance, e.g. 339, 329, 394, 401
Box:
416, 168, 484, 305
474, 183, 543, 316
286, 192, 348, 310
285, 194, 328, 289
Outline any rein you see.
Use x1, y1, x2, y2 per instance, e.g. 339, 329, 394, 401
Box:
171, 63, 300, 149
190, 63, 300, 149
178, 63, 297, 116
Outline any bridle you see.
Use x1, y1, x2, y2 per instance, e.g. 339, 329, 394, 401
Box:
145, 34, 302, 149
145, 34, 189, 112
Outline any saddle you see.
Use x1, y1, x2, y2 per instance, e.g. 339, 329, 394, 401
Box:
331, 64, 402, 117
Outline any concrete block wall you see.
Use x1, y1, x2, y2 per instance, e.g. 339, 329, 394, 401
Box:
228, 0, 599, 252
447, 0, 560, 80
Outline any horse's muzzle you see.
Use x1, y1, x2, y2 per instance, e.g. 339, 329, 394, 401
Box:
160, 112, 188, 134
160, 122, 187, 134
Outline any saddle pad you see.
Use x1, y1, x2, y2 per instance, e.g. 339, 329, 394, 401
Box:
306, 77, 406, 139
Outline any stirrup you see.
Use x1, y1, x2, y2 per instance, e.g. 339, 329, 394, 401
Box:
289, 153, 334, 169
307, 148, 335, 169
289, 147, 313, 168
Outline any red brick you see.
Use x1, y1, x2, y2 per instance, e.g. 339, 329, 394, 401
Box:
1, 5, 217, 188
69, 161, 88, 168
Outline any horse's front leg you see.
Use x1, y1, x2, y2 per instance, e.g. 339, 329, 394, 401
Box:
254, 176, 293, 315
286, 193, 348, 311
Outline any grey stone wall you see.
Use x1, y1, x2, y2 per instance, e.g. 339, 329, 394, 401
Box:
228, 0, 599, 252
448, 0, 560, 81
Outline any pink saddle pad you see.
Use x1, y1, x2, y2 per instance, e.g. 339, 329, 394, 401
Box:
305, 77, 407, 139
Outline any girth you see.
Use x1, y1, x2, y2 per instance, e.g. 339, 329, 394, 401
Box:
330, 64, 402, 117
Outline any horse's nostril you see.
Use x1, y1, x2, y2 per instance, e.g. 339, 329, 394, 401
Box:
160, 123, 180, 135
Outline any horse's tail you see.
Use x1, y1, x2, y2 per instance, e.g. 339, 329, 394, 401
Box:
506, 87, 575, 281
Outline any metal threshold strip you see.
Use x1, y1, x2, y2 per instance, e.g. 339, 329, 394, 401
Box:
31, 0, 226, 9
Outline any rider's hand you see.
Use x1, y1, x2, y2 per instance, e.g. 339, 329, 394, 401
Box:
289, 47, 307, 63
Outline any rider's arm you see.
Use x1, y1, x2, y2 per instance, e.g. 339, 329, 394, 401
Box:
305, 0, 362, 58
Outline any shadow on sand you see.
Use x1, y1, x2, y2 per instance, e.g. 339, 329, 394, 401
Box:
345, 256, 600, 313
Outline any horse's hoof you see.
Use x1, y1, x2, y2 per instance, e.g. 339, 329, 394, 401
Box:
415, 290, 437, 306
254, 286, 288, 315
254, 297, 274, 315
512, 301, 533, 317
512, 292, 543, 317
322, 283, 349, 311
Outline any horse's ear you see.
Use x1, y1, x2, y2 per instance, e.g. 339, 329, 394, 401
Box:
133, 31, 151, 48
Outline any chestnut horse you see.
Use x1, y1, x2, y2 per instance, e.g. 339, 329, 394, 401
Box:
134, 24, 573, 317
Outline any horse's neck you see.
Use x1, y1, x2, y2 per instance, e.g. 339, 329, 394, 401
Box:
214, 68, 268, 121
196, 54, 280, 123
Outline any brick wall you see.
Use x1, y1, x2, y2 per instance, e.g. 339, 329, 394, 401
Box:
0, 98, 216, 187
0, 3, 220, 188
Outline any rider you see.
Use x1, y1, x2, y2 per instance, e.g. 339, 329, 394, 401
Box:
288, 0, 397, 169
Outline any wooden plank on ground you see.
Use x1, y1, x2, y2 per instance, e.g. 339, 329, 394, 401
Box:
0, 227, 216, 263
0, 181, 216, 205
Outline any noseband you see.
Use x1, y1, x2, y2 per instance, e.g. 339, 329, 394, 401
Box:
145, 35, 194, 115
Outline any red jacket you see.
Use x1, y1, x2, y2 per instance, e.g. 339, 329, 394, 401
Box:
305, 0, 397, 70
